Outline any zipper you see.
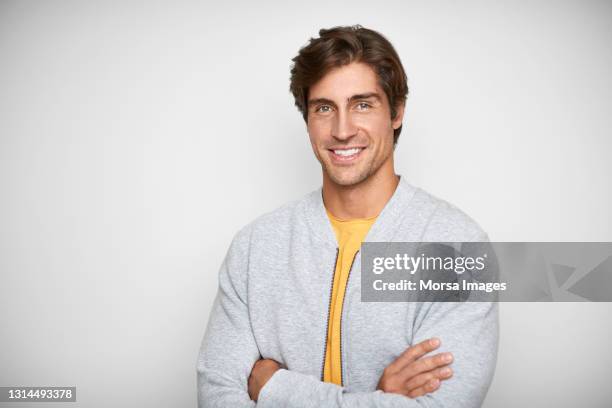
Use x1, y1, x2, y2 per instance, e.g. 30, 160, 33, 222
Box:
320, 247, 340, 381
339, 250, 359, 386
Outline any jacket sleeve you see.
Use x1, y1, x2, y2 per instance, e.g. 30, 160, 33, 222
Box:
257, 369, 428, 407
197, 227, 259, 408
257, 301, 498, 408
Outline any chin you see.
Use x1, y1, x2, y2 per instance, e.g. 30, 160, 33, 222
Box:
326, 168, 370, 187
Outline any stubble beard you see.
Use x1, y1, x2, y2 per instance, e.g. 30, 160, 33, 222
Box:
321, 149, 388, 187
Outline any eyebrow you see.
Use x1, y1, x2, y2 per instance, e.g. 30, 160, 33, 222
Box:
307, 92, 382, 108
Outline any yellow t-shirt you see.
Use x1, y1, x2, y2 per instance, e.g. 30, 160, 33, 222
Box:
323, 209, 377, 385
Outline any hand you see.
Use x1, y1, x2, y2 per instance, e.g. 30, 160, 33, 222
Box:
376, 338, 454, 399
248, 358, 281, 401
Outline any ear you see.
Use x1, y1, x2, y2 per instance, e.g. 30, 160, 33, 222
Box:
392, 102, 405, 130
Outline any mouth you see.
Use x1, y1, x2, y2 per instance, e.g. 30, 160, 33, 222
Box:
328, 147, 366, 164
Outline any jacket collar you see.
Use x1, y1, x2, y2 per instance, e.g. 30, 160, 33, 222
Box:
304, 176, 418, 249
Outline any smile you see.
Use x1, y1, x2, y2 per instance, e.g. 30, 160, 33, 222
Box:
328, 147, 365, 163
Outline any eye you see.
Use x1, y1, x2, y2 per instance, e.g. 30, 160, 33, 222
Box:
316, 105, 332, 113
356, 102, 371, 110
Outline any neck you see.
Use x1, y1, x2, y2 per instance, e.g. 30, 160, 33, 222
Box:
322, 159, 399, 220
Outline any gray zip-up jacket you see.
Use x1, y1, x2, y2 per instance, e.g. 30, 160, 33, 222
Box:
197, 178, 498, 407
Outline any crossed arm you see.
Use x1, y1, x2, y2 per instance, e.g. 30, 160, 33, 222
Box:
197, 234, 498, 407
248, 337, 454, 401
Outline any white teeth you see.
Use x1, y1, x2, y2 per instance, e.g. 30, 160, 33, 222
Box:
333, 148, 361, 156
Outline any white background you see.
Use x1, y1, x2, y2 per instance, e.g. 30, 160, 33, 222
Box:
1, 0, 611, 406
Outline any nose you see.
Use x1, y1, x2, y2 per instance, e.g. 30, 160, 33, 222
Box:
331, 110, 358, 141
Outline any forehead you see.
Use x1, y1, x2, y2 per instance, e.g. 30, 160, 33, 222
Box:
308, 62, 383, 101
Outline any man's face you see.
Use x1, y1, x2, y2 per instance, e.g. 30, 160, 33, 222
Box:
306, 62, 404, 187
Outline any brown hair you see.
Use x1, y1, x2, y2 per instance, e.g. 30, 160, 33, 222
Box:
289, 25, 408, 145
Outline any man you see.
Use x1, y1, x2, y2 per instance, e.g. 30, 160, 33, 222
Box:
197, 25, 498, 407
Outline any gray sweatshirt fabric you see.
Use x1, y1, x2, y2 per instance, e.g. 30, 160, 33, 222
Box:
197, 178, 499, 407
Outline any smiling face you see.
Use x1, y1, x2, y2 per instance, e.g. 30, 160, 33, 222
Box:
306, 62, 404, 187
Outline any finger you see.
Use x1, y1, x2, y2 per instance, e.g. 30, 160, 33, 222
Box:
405, 366, 453, 392
402, 352, 453, 379
388, 338, 441, 373
407, 378, 441, 399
